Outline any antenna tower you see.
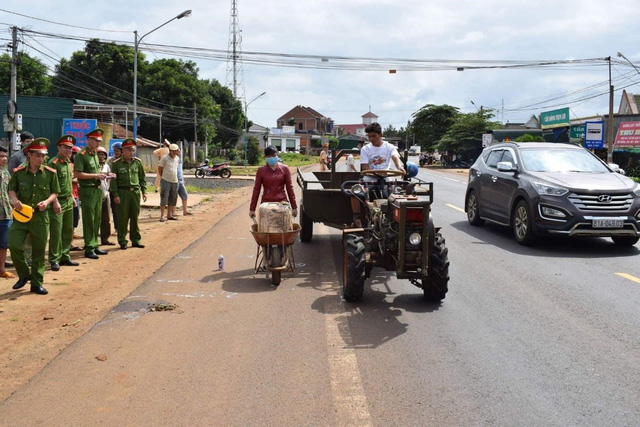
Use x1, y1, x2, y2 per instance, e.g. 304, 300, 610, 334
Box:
226, 0, 246, 106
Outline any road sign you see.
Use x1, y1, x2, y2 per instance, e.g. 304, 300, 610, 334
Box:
541, 107, 570, 129
614, 121, 640, 147
584, 121, 604, 149
62, 119, 97, 149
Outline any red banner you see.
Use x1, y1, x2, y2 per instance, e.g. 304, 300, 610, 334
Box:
614, 121, 640, 147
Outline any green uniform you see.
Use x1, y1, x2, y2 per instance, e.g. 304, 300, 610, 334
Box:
8, 164, 60, 287
74, 147, 102, 255
109, 157, 146, 246
47, 155, 74, 264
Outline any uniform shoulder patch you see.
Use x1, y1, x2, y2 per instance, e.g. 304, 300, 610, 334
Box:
44, 166, 57, 173
80, 149, 87, 155
13, 165, 26, 173
52, 158, 59, 165
134, 157, 143, 162
113, 157, 122, 163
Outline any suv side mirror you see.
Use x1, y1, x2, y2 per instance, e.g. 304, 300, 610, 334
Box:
608, 163, 626, 175
497, 161, 515, 172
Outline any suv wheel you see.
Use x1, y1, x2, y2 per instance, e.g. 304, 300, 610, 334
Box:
611, 236, 639, 247
466, 191, 485, 226
513, 200, 536, 245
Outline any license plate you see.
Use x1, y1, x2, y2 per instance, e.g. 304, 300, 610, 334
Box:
592, 219, 623, 228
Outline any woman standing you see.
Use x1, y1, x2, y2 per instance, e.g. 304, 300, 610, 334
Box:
249, 146, 298, 219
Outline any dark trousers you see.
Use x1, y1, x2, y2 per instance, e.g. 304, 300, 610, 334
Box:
100, 197, 111, 244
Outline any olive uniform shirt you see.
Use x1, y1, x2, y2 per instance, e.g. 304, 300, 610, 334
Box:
73, 147, 100, 188
9, 165, 61, 212
109, 157, 147, 196
47, 155, 73, 199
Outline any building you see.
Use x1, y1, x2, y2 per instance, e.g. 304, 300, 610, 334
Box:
618, 90, 640, 115
267, 126, 301, 152
276, 105, 333, 134
337, 110, 379, 137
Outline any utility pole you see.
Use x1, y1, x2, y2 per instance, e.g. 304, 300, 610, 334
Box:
607, 56, 614, 163
193, 103, 198, 145
9, 26, 18, 155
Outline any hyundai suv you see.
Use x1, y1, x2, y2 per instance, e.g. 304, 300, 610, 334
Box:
465, 142, 640, 246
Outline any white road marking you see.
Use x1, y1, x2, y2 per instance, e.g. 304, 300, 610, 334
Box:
319, 225, 373, 426
420, 171, 467, 184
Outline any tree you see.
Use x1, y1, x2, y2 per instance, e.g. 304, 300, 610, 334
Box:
204, 80, 244, 150
411, 104, 459, 151
437, 109, 500, 154
50, 39, 139, 103
246, 135, 262, 165
0, 52, 50, 96
384, 124, 399, 137
514, 134, 544, 142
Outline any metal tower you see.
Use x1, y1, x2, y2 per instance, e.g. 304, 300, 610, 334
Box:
226, 0, 246, 106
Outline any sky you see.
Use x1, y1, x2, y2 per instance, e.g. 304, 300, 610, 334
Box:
2, 0, 640, 131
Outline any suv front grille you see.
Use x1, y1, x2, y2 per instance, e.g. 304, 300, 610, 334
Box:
568, 193, 633, 213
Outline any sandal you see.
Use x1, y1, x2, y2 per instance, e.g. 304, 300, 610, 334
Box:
0, 271, 16, 279
159, 217, 165, 222
168, 216, 178, 221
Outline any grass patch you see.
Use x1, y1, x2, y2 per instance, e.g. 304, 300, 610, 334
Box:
10, 317, 18, 322
185, 184, 217, 194
230, 158, 317, 176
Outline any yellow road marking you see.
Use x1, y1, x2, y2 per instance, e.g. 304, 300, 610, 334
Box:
445, 203, 465, 213
616, 273, 640, 284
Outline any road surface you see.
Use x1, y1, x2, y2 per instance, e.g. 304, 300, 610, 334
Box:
1, 166, 640, 426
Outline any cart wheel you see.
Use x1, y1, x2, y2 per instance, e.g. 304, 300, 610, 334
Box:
271, 271, 281, 286
300, 205, 313, 243
270, 246, 283, 286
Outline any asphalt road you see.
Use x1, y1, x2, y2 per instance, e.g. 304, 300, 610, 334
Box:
1, 166, 640, 426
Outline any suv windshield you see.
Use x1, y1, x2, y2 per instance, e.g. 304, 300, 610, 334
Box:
520, 148, 610, 173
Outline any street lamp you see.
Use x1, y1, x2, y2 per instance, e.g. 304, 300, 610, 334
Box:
617, 51, 640, 77
244, 91, 267, 166
133, 10, 192, 139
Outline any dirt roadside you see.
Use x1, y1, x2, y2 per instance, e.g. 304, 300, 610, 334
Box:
0, 183, 254, 402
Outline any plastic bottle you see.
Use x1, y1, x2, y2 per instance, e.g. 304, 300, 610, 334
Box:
218, 254, 225, 271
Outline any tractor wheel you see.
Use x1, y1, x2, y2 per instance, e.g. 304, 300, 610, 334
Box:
300, 205, 313, 243
270, 246, 282, 286
195, 169, 205, 178
466, 190, 485, 226
220, 168, 231, 179
423, 231, 450, 302
342, 233, 365, 302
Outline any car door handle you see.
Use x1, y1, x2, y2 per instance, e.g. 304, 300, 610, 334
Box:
491, 176, 497, 182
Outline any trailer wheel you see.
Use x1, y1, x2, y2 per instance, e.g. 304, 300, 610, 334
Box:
342, 233, 365, 302
423, 232, 449, 301
300, 205, 313, 243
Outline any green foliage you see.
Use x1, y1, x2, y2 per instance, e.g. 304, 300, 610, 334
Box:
626, 159, 640, 179
205, 80, 244, 149
183, 158, 199, 169
384, 123, 411, 140
279, 152, 315, 167
437, 109, 500, 154
0, 52, 51, 96
197, 150, 205, 163
246, 136, 262, 165
328, 136, 339, 150
412, 104, 459, 151
514, 134, 545, 142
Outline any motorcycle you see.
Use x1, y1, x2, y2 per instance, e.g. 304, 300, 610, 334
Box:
195, 161, 232, 179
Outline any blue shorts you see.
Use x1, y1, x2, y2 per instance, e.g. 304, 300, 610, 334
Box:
0, 218, 12, 249
178, 182, 188, 201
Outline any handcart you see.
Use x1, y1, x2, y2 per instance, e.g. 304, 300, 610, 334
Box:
250, 223, 301, 286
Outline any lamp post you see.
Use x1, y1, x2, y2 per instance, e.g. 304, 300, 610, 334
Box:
244, 91, 267, 166
133, 10, 191, 139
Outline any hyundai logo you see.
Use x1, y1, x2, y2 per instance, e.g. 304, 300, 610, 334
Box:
598, 195, 612, 203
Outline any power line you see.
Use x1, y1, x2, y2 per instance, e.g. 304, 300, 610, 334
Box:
0, 8, 130, 33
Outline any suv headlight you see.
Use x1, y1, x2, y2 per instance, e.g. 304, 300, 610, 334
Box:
633, 183, 640, 197
532, 181, 568, 197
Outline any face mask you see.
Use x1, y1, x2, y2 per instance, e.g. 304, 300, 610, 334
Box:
266, 157, 279, 166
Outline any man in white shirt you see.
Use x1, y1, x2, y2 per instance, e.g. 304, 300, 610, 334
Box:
360, 122, 405, 175
157, 144, 181, 221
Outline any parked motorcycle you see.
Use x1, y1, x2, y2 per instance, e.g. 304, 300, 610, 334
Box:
194, 161, 232, 178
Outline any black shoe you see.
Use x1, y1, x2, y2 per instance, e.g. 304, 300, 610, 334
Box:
5, 262, 13, 268
60, 259, 80, 267
120, 244, 127, 250
30, 285, 48, 295
132, 243, 145, 248
12, 277, 30, 290
94, 249, 108, 255
50, 263, 60, 271
85, 252, 99, 259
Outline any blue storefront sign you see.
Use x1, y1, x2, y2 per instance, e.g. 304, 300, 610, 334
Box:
61, 119, 97, 149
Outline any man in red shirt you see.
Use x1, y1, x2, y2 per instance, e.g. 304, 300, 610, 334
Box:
249, 146, 298, 218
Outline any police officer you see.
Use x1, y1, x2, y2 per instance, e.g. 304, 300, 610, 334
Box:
48, 134, 80, 271
110, 138, 147, 249
8, 138, 60, 295
74, 128, 108, 259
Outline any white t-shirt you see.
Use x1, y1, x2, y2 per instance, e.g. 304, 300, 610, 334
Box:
158, 154, 180, 183
360, 141, 399, 170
